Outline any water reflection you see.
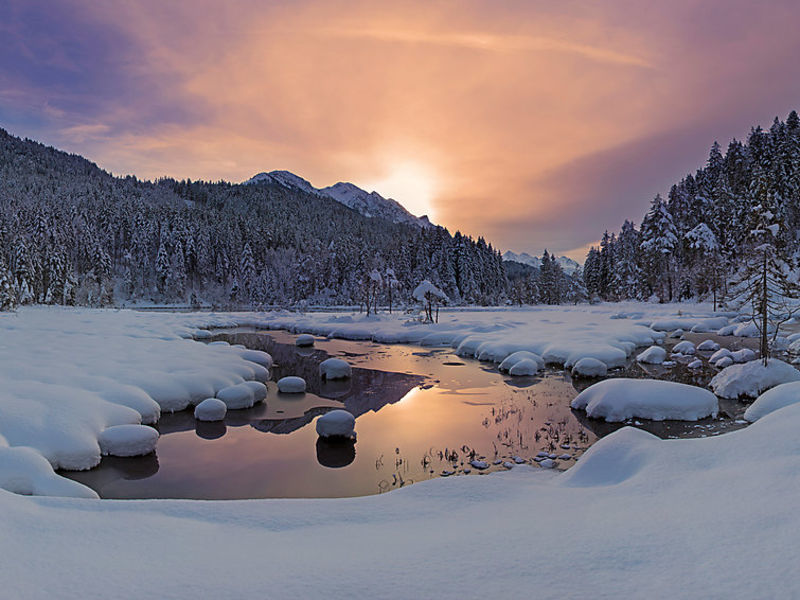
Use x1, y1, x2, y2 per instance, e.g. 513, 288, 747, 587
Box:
59, 330, 753, 500
316, 437, 356, 468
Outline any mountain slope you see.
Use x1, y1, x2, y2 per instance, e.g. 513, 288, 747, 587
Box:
245, 170, 432, 228
502, 251, 580, 274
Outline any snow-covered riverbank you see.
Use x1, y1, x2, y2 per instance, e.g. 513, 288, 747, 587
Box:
3, 303, 800, 598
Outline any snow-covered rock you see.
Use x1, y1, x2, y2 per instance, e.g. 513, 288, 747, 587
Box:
277, 376, 306, 393
508, 358, 541, 376
315, 410, 356, 439
571, 357, 608, 378
717, 324, 737, 336
571, 378, 718, 422
697, 339, 720, 352
669, 329, 684, 338
710, 348, 732, 363
637, 346, 667, 364
733, 321, 765, 337
711, 359, 800, 399
296, 334, 315, 347
744, 382, 800, 422
497, 351, 545, 373
217, 382, 259, 409
194, 398, 227, 422
319, 358, 352, 380
672, 340, 696, 355
688, 359, 703, 369
731, 348, 756, 363
715, 356, 733, 369
470, 460, 489, 470
98, 424, 159, 457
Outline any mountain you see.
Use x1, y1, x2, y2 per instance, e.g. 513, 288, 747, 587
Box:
502, 251, 580, 274
245, 170, 432, 228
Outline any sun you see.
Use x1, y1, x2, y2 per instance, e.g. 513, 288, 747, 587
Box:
362, 162, 438, 221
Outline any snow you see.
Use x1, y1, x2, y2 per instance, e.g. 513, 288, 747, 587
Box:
412, 279, 448, 302
295, 334, 315, 347
508, 358, 541, 376
98, 424, 159, 457
277, 376, 306, 394
319, 358, 352, 380
194, 398, 227, 422
710, 359, 800, 399
498, 350, 544, 373
502, 251, 581, 274
672, 340, 695, 355
216, 381, 265, 409
315, 410, 356, 439
7, 303, 800, 597
636, 345, 667, 364
715, 356, 733, 368
697, 339, 720, 351
710, 348, 732, 363
571, 357, 608, 378
687, 359, 703, 369
571, 378, 718, 422
730, 348, 756, 363
744, 382, 800, 422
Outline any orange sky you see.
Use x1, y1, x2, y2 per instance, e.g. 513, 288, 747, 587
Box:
3, 0, 800, 260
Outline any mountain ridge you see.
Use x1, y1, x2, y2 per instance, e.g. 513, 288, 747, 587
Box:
245, 170, 432, 228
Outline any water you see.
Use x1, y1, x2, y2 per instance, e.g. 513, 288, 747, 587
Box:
61, 329, 751, 499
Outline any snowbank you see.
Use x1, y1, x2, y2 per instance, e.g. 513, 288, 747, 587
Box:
571, 378, 718, 422
711, 359, 800, 399
744, 382, 800, 422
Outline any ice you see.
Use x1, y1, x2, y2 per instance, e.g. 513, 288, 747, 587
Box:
744, 382, 800, 422
637, 345, 667, 364
277, 376, 306, 394
315, 410, 356, 439
672, 340, 695, 355
98, 424, 158, 457
194, 398, 227, 421
571, 357, 608, 378
697, 339, 720, 352
571, 378, 718, 422
295, 334, 315, 347
319, 358, 352, 380
711, 359, 800, 399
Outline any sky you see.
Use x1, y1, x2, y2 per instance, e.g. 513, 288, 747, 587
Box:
2, 1, 800, 261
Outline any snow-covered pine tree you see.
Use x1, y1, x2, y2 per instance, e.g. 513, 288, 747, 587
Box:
639, 194, 678, 301
0, 256, 16, 311
685, 222, 722, 310
727, 184, 800, 365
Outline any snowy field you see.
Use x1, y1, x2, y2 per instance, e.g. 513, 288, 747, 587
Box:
3, 303, 800, 598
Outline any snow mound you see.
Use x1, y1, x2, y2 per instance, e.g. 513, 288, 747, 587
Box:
194, 398, 227, 422
688, 359, 703, 369
498, 351, 544, 373
98, 424, 158, 457
672, 340, 696, 355
236, 349, 273, 369
710, 348, 732, 363
0, 440, 98, 498
669, 329, 684, 338
561, 426, 659, 487
711, 359, 800, 399
733, 321, 766, 337
509, 358, 541, 376
637, 346, 667, 364
570, 378, 718, 422
697, 339, 720, 352
571, 357, 608, 378
731, 348, 756, 363
315, 410, 356, 439
296, 334, 315, 347
278, 376, 306, 394
217, 382, 258, 409
744, 382, 800, 422
717, 324, 737, 336
319, 358, 352, 380
715, 356, 733, 368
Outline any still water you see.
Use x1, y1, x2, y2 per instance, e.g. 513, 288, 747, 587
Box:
62, 329, 749, 499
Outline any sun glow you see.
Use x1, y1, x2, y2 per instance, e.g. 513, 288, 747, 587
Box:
362, 162, 438, 221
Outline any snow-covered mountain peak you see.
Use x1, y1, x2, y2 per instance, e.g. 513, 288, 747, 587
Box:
244, 170, 432, 228
503, 251, 581, 274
